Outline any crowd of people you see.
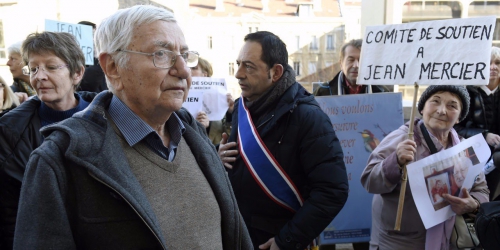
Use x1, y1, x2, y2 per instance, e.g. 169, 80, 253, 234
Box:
0, 4, 499, 250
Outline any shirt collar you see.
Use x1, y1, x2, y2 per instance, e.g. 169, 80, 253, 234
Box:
344, 78, 363, 94
479, 85, 498, 96
108, 95, 185, 147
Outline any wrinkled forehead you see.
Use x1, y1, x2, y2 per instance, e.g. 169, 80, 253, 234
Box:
132, 21, 188, 51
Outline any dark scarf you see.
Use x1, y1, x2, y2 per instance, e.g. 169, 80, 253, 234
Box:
245, 64, 296, 124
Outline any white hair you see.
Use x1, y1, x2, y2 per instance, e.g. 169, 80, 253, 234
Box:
7, 41, 24, 56
492, 46, 500, 61
95, 5, 176, 91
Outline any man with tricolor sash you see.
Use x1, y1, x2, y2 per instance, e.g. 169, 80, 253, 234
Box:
219, 31, 349, 250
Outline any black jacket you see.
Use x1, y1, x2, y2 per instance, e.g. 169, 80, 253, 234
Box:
13, 91, 252, 249
228, 82, 349, 249
0, 92, 96, 249
314, 71, 390, 96
78, 58, 108, 93
454, 86, 499, 139
489, 145, 500, 201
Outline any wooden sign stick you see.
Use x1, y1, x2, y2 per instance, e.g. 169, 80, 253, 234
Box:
394, 82, 419, 231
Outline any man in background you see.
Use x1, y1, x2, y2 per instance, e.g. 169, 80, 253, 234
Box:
314, 39, 389, 96
77, 20, 107, 92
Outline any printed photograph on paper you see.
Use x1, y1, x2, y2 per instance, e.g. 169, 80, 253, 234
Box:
423, 147, 478, 211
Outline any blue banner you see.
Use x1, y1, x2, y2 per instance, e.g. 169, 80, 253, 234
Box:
315, 92, 403, 245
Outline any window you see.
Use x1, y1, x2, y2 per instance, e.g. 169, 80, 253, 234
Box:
325, 61, 334, 67
249, 27, 259, 33
208, 36, 213, 49
293, 62, 301, 76
308, 61, 317, 74
0, 20, 6, 58
296, 36, 300, 50
309, 36, 318, 50
255, 27, 258, 32
326, 34, 335, 50
249, 27, 252, 33
229, 62, 235, 76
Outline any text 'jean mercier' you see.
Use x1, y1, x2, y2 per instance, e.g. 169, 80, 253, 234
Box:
363, 24, 492, 81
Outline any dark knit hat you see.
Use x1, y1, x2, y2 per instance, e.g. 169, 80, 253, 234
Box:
417, 85, 470, 122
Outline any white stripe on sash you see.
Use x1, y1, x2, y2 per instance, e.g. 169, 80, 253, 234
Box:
237, 97, 303, 212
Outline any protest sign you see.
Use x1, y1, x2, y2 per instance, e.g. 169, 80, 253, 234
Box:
407, 134, 491, 229
316, 93, 403, 244
182, 77, 228, 120
183, 91, 204, 118
358, 16, 496, 86
45, 19, 94, 65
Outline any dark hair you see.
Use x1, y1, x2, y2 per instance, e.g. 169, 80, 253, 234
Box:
244, 31, 288, 69
340, 39, 362, 62
78, 21, 96, 29
21, 32, 85, 88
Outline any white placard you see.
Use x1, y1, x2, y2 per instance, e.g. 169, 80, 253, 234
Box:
183, 77, 228, 120
45, 19, 94, 65
183, 91, 204, 118
407, 134, 491, 229
358, 16, 496, 86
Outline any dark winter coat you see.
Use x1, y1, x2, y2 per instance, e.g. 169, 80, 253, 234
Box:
0, 92, 96, 249
228, 82, 349, 250
454, 85, 499, 139
314, 71, 390, 96
13, 91, 252, 250
78, 57, 108, 93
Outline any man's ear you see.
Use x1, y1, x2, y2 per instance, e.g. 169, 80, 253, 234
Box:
271, 64, 284, 83
99, 53, 122, 90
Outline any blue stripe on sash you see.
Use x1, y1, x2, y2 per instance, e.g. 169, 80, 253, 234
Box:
237, 97, 303, 212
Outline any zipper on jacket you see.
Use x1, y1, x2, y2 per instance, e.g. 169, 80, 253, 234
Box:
88, 172, 166, 250
257, 114, 274, 129
278, 103, 298, 144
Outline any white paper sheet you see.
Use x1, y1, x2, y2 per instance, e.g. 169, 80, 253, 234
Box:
183, 77, 229, 120
407, 134, 491, 229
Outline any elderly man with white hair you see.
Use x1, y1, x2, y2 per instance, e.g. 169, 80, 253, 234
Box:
13, 5, 252, 249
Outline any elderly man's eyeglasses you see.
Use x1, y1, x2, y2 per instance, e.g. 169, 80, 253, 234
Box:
22, 64, 69, 76
117, 49, 199, 69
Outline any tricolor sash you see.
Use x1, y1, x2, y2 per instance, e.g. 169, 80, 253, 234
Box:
237, 97, 304, 212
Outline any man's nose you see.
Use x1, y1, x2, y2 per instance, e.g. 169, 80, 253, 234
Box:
169, 54, 190, 79
235, 65, 245, 79
353, 59, 359, 68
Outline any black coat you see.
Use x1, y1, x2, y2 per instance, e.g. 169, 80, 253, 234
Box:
314, 71, 390, 96
0, 92, 96, 249
78, 58, 108, 93
454, 86, 499, 139
228, 82, 348, 250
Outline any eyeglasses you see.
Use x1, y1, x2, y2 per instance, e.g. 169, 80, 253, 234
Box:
22, 64, 69, 76
117, 49, 199, 69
